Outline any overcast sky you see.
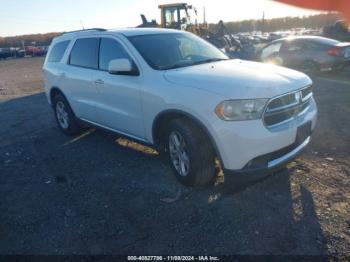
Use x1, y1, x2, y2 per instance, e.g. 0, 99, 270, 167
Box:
0, 0, 322, 36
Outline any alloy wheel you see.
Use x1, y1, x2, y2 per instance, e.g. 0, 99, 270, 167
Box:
56, 101, 69, 129
169, 131, 190, 177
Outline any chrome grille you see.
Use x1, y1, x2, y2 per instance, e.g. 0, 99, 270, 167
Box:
264, 86, 313, 127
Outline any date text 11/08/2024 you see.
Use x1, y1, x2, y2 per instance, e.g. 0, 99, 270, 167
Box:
127, 256, 220, 261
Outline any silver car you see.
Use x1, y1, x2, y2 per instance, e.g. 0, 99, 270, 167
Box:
259, 36, 350, 73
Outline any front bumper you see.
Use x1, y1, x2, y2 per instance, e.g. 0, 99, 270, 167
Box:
210, 97, 317, 173
224, 136, 311, 175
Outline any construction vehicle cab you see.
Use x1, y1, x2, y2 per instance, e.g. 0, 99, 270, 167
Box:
138, 2, 244, 58
159, 3, 193, 30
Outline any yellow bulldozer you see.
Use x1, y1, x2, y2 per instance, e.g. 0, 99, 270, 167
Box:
158, 3, 207, 36
138, 3, 242, 54
139, 3, 207, 36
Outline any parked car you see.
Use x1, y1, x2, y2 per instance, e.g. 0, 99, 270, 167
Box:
25, 46, 46, 57
14, 48, 25, 58
41, 46, 49, 56
259, 36, 350, 72
0, 48, 12, 60
0, 47, 26, 59
43, 28, 317, 187
267, 32, 285, 42
256, 35, 269, 43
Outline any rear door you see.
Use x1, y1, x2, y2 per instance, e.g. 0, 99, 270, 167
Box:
93, 36, 145, 139
64, 37, 101, 122
280, 40, 309, 68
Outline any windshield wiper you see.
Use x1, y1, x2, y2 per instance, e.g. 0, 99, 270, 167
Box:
165, 62, 195, 70
192, 58, 229, 66
165, 58, 229, 70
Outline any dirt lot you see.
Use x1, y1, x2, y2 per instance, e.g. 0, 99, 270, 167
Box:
0, 57, 349, 256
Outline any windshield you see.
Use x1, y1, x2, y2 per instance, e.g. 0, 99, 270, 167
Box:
128, 33, 229, 70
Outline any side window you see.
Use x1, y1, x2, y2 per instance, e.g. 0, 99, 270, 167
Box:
69, 38, 99, 69
305, 41, 318, 49
261, 42, 282, 60
165, 7, 179, 28
283, 41, 306, 53
99, 38, 131, 71
47, 41, 70, 63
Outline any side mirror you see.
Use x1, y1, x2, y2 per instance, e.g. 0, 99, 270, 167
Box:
108, 59, 138, 75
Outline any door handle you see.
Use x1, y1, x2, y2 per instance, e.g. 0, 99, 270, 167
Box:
94, 79, 104, 85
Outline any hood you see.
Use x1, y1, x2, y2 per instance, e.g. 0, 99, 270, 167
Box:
163, 60, 312, 99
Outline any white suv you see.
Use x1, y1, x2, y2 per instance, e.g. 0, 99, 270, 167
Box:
43, 28, 317, 187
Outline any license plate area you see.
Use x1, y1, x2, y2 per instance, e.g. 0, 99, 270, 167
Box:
296, 121, 312, 145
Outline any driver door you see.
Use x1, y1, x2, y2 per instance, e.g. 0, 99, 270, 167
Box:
279, 40, 308, 68
93, 37, 145, 140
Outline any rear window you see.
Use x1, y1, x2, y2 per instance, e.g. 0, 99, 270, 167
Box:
47, 41, 70, 63
69, 38, 99, 69
310, 37, 339, 46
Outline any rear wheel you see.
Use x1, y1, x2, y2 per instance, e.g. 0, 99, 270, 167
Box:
52, 94, 80, 135
166, 118, 216, 188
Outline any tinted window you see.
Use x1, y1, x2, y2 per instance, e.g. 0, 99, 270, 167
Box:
310, 37, 339, 46
282, 41, 307, 53
48, 41, 69, 63
69, 38, 99, 69
99, 38, 130, 71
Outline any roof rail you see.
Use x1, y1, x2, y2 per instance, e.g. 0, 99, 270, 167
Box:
61, 28, 107, 36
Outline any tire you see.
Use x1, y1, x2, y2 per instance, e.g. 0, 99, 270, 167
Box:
166, 118, 216, 188
52, 94, 80, 136
300, 60, 319, 74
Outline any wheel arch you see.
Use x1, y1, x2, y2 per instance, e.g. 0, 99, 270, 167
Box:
152, 109, 223, 166
49, 87, 67, 106
49, 87, 78, 117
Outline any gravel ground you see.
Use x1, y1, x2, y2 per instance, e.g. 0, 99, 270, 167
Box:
0, 57, 349, 256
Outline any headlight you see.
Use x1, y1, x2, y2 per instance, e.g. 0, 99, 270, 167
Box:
215, 99, 268, 121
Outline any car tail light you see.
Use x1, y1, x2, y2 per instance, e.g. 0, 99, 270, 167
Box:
328, 47, 340, 56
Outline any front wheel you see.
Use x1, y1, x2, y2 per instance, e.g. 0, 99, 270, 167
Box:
166, 118, 216, 188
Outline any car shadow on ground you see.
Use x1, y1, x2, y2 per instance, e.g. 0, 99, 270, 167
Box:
0, 93, 329, 255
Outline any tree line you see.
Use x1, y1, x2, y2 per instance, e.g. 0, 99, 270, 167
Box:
0, 32, 60, 48
0, 13, 343, 48
218, 13, 341, 33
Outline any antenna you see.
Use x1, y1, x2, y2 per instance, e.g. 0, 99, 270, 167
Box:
80, 20, 85, 30
262, 11, 265, 33
203, 6, 206, 25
